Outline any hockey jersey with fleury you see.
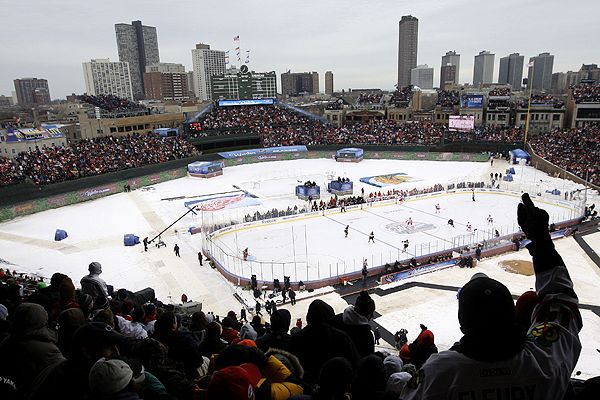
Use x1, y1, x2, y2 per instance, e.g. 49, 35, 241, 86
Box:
401, 265, 582, 400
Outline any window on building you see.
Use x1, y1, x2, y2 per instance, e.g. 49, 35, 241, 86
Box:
110, 127, 117, 133
118, 126, 124, 132
553, 114, 561, 121
520, 114, 526, 121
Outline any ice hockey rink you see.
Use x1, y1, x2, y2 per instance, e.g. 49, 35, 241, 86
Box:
0, 156, 598, 378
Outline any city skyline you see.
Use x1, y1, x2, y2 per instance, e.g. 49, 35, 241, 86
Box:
1, 0, 599, 99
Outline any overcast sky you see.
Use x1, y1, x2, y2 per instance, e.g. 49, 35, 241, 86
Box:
1, 0, 598, 99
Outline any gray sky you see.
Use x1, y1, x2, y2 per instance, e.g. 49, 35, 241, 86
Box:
1, 0, 598, 99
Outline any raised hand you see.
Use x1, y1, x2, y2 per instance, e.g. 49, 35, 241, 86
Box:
517, 193, 550, 243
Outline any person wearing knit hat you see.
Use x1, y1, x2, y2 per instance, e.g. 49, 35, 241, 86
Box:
208, 363, 260, 399
88, 358, 134, 396
333, 290, 376, 357
400, 194, 583, 400
80, 261, 109, 301
256, 309, 292, 352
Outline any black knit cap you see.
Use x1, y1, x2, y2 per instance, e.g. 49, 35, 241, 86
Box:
355, 291, 376, 318
458, 273, 515, 335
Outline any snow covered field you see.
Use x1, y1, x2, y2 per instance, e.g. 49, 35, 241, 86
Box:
0, 156, 598, 378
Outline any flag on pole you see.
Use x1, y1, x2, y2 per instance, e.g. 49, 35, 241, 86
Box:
233, 35, 240, 41
526, 61, 534, 68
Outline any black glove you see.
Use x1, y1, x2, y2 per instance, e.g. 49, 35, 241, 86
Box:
517, 193, 551, 244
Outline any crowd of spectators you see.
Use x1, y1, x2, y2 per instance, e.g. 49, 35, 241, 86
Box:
201, 106, 312, 131
529, 125, 600, 185
0, 194, 596, 399
436, 90, 460, 108
521, 94, 565, 108
324, 100, 344, 110
445, 126, 524, 143
389, 86, 413, 108
0, 156, 24, 186
11, 134, 198, 185
356, 93, 383, 105
78, 94, 147, 113
572, 84, 600, 103
488, 87, 511, 97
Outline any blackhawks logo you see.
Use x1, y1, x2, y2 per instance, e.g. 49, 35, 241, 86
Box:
407, 369, 425, 389
528, 322, 559, 346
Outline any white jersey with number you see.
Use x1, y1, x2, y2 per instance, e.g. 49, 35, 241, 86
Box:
401, 265, 582, 400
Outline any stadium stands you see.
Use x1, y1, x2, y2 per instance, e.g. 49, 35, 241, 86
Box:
12, 134, 198, 185
572, 84, 600, 103
436, 90, 460, 107
388, 86, 413, 107
0, 156, 24, 186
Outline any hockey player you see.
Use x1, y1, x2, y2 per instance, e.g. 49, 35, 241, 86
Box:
472, 189, 476, 202
362, 259, 368, 281
406, 217, 413, 227
435, 203, 441, 213
243, 248, 249, 261
344, 225, 349, 238
466, 222, 472, 232
487, 215, 494, 225
368, 231, 375, 243
448, 219, 455, 227
403, 239, 409, 252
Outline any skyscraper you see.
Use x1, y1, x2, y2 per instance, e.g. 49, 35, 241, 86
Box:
280, 72, 319, 96
527, 53, 554, 91
498, 53, 524, 89
83, 59, 134, 99
397, 15, 419, 87
115, 20, 160, 100
410, 65, 433, 89
13, 78, 51, 105
143, 63, 189, 101
473, 51, 495, 86
440, 51, 460, 86
191, 43, 226, 101
325, 71, 334, 95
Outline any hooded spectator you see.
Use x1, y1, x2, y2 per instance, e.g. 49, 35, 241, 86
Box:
333, 291, 376, 357
256, 309, 292, 352
221, 316, 241, 343
289, 299, 359, 383
88, 357, 139, 399
0, 303, 65, 397
198, 321, 228, 358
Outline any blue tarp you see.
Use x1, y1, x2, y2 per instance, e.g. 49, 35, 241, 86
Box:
124, 234, 140, 247
509, 149, 530, 164
54, 229, 68, 241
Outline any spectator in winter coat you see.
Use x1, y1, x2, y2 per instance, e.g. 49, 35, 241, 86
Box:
221, 316, 241, 343
401, 194, 583, 400
152, 311, 204, 380
198, 321, 228, 358
29, 322, 126, 400
352, 354, 388, 400
256, 309, 292, 352
289, 299, 360, 384
0, 303, 65, 397
80, 261, 110, 301
333, 290, 376, 357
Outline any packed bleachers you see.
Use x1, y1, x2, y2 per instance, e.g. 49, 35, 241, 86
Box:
78, 94, 147, 113
528, 125, 600, 185
12, 134, 198, 185
521, 94, 565, 108
388, 86, 413, 107
488, 87, 511, 97
0, 156, 24, 186
572, 84, 600, 103
0, 192, 594, 399
325, 100, 344, 110
436, 90, 460, 108
356, 93, 383, 105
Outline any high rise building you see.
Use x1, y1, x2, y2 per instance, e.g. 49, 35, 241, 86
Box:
397, 15, 419, 87
473, 51, 495, 86
498, 53, 524, 89
83, 59, 134, 99
186, 71, 196, 99
13, 78, 51, 105
410, 65, 434, 89
115, 20, 160, 100
143, 63, 189, 101
527, 52, 554, 91
440, 51, 460, 86
325, 71, 334, 95
280, 71, 319, 96
191, 43, 226, 101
